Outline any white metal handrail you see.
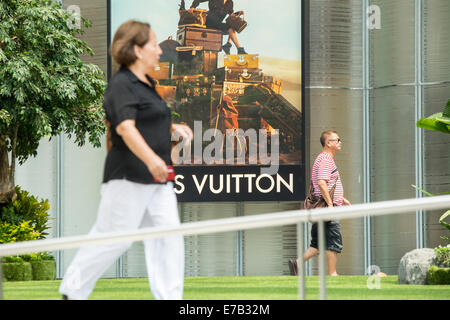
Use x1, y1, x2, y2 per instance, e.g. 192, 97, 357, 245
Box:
1, 195, 449, 300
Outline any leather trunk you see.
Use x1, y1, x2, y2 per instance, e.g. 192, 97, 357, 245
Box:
263, 76, 284, 94
177, 26, 223, 51
148, 62, 172, 80
176, 47, 218, 75
214, 67, 264, 83
224, 54, 259, 69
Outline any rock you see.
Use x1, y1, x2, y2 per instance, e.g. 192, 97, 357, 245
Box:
398, 248, 436, 285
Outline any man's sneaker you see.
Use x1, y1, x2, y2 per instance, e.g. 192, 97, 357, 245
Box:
288, 259, 298, 276
222, 43, 232, 55
237, 47, 247, 54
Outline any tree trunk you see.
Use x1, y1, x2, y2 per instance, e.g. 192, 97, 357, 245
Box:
0, 138, 16, 204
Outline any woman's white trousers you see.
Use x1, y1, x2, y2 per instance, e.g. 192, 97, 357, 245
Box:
59, 180, 184, 300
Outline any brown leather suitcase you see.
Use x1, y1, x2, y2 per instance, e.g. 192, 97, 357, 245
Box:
175, 47, 218, 75
148, 62, 172, 80
155, 85, 177, 105
214, 67, 263, 83
224, 54, 259, 69
263, 76, 284, 94
177, 26, 223, 51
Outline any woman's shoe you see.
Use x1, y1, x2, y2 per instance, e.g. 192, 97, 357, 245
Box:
237, 47, 247, 54
222, 43, 232, 54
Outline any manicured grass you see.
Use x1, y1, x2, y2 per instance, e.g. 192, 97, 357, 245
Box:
2, 276, 450, 300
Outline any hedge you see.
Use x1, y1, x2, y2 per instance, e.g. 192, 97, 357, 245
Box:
2, 262, 33, 281
428, 265, 450, 285
30, 260, 56, 281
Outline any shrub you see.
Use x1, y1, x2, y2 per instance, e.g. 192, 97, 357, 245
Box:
428, 265, 450, 285
0, 220, 41, 244
434, 245, 450, 267
21, 252, 55, 262
0, 186, 51, 238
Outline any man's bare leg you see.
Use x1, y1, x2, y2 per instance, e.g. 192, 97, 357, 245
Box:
326, 250, 338, 276
298, 246, 318, 264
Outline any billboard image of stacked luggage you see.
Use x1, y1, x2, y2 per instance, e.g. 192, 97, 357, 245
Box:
111, 0, 304, 201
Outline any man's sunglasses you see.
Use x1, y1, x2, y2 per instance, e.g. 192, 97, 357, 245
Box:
328, 138, 342, 143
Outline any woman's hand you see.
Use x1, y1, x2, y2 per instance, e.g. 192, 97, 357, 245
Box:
147, 154, 168, 183
116, 119, 169, 182
342, 198, 351, 206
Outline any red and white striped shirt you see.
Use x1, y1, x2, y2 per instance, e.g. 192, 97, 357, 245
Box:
311, 152, 344, 206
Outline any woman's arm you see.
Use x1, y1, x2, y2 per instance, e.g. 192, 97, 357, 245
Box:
116, 119, 168, 182
105, 121, 112, 153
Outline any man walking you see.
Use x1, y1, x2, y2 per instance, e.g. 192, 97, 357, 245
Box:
289, 130, 350, 276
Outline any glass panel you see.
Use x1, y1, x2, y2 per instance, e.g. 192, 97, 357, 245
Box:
64, 0, 108, 76
369, 0, 415, 87
180, 203, 238, 277
15, 140, 58, 238
242, 202, 298, 276
123, 203, 239, 277
370, 86, 416, 274
61, 137, 111, 276
309, 0, 363, 88
308, 218, 365, 275
422, 0, 450, 83
308, 88, 365, 275
422, 83, 450, 248
60, 0, 110, 276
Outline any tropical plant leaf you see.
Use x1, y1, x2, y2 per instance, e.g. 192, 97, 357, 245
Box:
411, 184, 436, 197
443, 99, 450, 118
416, 115, 450, 134
440, 210, 450, 231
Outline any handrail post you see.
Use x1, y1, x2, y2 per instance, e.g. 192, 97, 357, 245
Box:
297, 222, 305, 300
0, 259, 3, 300
318, 220, 327, 300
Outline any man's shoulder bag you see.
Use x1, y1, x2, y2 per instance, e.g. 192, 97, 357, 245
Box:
303, 180, 336, 210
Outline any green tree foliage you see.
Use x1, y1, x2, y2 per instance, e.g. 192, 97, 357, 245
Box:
0, 0, 107, 201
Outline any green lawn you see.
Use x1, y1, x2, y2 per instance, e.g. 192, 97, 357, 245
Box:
2, 276, 450, 300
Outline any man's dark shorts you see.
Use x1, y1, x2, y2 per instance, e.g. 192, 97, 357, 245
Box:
310, 221, 343, 253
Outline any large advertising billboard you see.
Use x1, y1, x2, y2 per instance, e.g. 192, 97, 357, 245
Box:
110, 0, 304, 201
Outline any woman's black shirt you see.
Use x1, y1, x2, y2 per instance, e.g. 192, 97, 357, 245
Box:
102, 66, 172, 184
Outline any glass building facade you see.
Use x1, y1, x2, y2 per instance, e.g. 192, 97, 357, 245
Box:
15, 0, 450, 278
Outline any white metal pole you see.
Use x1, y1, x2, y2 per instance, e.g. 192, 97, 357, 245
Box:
297, 222, 305, 300
0, 196, 450, 258
0, 260, 3, 300
318, 220, 327, 300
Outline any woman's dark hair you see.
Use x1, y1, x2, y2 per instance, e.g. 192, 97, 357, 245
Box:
111, 20, 151, 66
